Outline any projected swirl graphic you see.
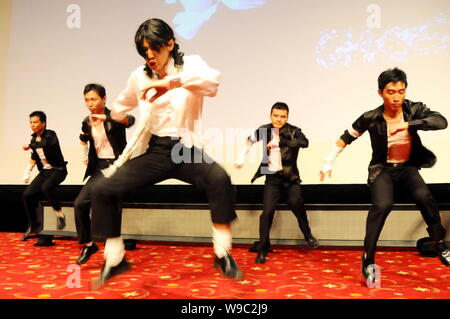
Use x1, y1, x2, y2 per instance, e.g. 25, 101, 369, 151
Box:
316, 14, 450, 69
165, 0, 266, 40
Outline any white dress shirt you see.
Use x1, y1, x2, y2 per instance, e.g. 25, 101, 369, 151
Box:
35, 148, 52, 169
102, 55, 220, 177
91, 121, 115, 159
268, 130, 283, 172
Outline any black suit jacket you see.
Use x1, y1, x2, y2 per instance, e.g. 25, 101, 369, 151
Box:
29, 129, 67, 171
79, 107, 135, 181
250, 123, 309, 183
340, 99, 447, 184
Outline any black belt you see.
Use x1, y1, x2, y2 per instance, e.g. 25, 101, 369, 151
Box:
384, 162, 409, 168
149, 135, 180, 147
98, 158, 115, 164
50, 166, 67, 171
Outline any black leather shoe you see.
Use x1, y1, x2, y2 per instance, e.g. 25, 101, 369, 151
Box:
417, 237, 438, 257
248, 241, 260, 252
34, 235, 55, 247
22, 231, 39, 242
255, 251, 267, 264
124, 239, 137, 251
92, 258, 131, 289
213, 253, 243, 280
56, 215, 66, 230
248, 241, 273, 253
435, 241, 450, 266
76, 243, 99, 265
306, 236, 319, 249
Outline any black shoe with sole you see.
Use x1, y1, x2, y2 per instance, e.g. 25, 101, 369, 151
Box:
255, 251, 267, 264
56, 215, 66, 230
248, 241, 259, 253
92, 258, 131, 290
76, 243, 99, 265
416, 237, 438, 257
213, 253, 243, 280
435, 241, 450, 266
305, 236, 319, 249
34, 235, 55, 247
22, 232, 39, 242
248, 241, 273, 253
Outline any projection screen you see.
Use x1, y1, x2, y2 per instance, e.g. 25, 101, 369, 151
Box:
1, 0, 449, 185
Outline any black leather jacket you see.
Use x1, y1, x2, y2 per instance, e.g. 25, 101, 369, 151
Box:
79, 107, 135, 180
250, 123, 309, 183
29, 129, 67, 171
340, 99, 447, 184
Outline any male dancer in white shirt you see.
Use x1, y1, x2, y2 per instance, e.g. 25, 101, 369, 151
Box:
90, 18, 242, 287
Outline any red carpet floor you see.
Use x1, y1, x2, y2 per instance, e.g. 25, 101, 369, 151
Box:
0, 232, 449, 299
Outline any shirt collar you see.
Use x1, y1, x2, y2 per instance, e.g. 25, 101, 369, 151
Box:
152, 57, 181, 79
31, 129, 47, 138
163, 57, 182, 77
374, 100, 411, 120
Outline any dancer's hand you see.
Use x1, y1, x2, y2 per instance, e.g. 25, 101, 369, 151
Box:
319, 169, 332, 181
139, 79, 170, 102
89, 114, 106, 126
388, 122, 408, 135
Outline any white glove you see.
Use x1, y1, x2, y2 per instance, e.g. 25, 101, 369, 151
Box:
321, 144, 344, 173
82, 143, 89, 165
23, 163, 35, 184
235, 141, 252, 168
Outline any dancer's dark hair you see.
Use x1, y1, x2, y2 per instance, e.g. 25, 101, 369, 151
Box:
135, 18, 184, 78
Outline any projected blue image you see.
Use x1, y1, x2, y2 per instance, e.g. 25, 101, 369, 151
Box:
316, 14, 450, 70
165, 0, 266, 40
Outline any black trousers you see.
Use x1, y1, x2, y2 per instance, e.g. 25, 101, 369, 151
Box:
22, 168, 67, 234
74, 159, 112, 244
257, 174, 313, 252
364, 166, 446, 264
91, 136, 237, 241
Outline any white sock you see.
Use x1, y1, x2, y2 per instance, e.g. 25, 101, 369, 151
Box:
104, 237, 125, 268
212, 227, 232, 259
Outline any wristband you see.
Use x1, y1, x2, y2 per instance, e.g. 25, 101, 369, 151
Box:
322, 144, 344, 172
82, 143, 89, 163
166, 75, 181, 89
23, 163, 35, 182
235, 139, 253, 166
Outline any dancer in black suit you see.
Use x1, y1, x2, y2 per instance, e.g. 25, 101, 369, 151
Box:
236, 102, 318, 264
74, 84, 135, 264
22, 111, 67, 245
319, 67, 450, 284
